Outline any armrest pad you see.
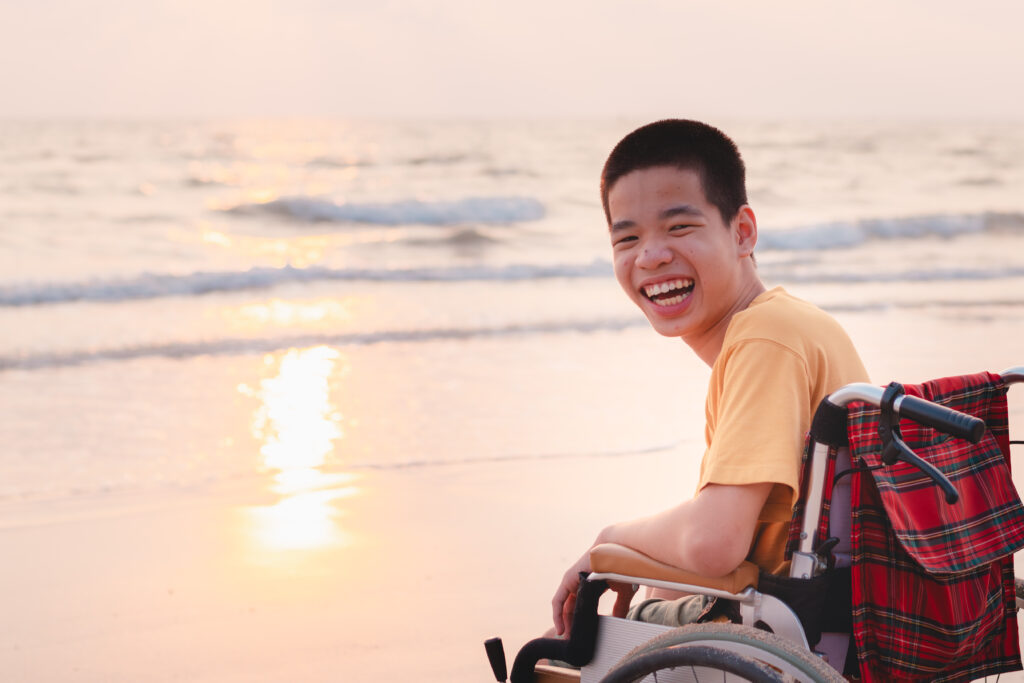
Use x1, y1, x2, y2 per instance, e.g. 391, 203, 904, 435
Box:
589, 543, 759, 594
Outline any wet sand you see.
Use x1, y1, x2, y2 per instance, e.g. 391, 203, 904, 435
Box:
2, 307, 1023, 681
0, 451, 690, 682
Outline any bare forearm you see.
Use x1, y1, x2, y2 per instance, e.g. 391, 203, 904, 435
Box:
596, 500, 718, 574
596, 482, 773, 577
551, 482, 773, 634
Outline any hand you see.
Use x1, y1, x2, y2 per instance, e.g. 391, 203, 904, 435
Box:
551, 548, 639, 636
551, 550, 590, 636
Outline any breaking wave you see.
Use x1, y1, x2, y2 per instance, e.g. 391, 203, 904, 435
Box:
761, 265, 1024, 284
220, 195, 545, 226
0, 261, 613, 307
5, 295, 1022, 373
5, 257, 1024, 308
0, 318, 644, 371
761, 212, 1024, 251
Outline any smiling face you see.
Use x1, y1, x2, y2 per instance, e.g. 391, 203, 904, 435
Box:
608, 165, 763, 360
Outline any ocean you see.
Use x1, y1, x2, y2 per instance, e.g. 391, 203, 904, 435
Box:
2, 118, 1024, 681
2, 118, 1024, 504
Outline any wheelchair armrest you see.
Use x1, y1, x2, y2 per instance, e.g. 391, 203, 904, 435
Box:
590, 543, 760, 594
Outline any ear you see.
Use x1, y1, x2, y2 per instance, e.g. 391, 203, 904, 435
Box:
732, 205, 758, 257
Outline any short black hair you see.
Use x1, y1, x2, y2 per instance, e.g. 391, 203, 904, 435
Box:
600, 119, 748, 225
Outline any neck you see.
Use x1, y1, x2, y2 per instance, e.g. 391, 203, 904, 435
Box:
686, 277, 767, 367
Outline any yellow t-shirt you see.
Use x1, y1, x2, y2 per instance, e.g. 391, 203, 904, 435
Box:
697, 287, 868, 574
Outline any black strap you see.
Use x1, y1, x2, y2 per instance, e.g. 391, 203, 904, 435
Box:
810, 398, 849, 447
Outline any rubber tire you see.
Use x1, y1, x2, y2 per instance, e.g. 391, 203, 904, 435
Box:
601, 623, 846, 683
600, 643, 787, 683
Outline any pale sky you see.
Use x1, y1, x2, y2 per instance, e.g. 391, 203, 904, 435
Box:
4, 0, 1023, 120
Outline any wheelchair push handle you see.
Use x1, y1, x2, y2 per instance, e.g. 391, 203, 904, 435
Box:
828, 382, 987, 444
896, 394, 986, 444
827, 382, 990, 506
877, 382, 981, 505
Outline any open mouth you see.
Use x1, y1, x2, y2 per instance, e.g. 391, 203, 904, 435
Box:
643, 278, 694, 307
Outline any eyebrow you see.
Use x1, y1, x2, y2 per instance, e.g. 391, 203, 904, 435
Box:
610, 204, 705, 233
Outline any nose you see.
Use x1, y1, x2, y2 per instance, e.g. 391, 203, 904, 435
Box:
635, 240, 672, 269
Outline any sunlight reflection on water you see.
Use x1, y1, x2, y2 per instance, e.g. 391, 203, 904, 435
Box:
240, 344, 356, 552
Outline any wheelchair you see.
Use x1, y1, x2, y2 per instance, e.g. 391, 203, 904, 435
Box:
486, 366, 1024, 682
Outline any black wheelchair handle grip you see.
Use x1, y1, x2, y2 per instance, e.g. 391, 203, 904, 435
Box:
897, 395, 986, 443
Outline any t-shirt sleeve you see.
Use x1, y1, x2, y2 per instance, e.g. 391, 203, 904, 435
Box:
698, 338, 810, 520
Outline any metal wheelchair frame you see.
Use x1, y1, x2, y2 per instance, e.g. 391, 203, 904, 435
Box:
488, 366, 1024, 683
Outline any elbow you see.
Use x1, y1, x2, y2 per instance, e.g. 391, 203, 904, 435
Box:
681, 527, 750, 578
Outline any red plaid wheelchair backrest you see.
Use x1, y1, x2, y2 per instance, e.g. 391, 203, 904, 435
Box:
789, 371, 1024, 682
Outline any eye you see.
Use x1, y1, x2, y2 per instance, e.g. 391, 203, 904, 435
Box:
612, 235, 638, 247
669, 224, 695, 232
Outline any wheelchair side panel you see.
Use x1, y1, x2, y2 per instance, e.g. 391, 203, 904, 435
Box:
581, 617, 673, 683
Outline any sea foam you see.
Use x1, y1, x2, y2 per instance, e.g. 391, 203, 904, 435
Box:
761, 212, 1023, 251
221, 195, 546, 225
0, 261, 613, 307
0, 318, 644, 371
6, 206, 1024, 309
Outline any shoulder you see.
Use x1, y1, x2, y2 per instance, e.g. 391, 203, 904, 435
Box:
724, 287, 850, 356
714, 287, 869, 407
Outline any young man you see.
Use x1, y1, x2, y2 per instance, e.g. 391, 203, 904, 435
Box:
551, 119, 868, 635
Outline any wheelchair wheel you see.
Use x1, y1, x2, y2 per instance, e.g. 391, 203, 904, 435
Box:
601, 623, 845, 683
599, 643, 787, 682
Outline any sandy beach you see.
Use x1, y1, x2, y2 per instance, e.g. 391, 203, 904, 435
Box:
3, 307, 1023, 682
3, 118, 1024, 682
1, 449, 693, 682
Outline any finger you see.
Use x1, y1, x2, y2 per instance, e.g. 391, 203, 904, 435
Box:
551, 569, 582, 635
551, 589, 565, 635
562, 591, 577, 636
611, 587, 634, 618
551, 583, 573, 635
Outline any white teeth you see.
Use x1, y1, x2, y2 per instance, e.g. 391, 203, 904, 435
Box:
652, 292, 689, 307
643, 278, 693, 298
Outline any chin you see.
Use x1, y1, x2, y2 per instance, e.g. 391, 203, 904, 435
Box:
645, 317, 688, 338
